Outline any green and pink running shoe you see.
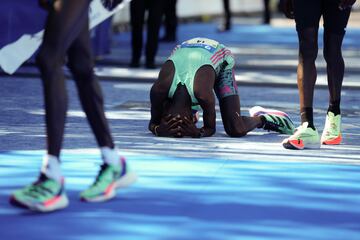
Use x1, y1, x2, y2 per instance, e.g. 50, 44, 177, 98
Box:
249, 106, 295, 135
80, 157, 137, 202
10, 174, 69, 212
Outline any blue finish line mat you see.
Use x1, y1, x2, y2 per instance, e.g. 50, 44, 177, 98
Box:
1, 149, 360, 240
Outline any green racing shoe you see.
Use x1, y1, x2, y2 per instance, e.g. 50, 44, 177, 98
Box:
10, 173, 69, 212
80, 157, 137, 202
249, 106, 295, 135
282, 122, 321, 150
321, 111, 342, 145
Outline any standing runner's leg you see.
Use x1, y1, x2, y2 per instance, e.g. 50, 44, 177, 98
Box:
62, 3, 136, 203
36, 0, 91, 158
282, 0, 322, 149
296, 28, 318, 128
320, 0, 351, 145
67, 17, 114, 149
322, 1, 351, 115
9, 0, 91, 212
293, 0, 322, 129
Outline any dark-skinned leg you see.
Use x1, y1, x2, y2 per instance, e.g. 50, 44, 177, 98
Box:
296, 27, 319, 129
323, 4, 351, 115
211, 65, 261, 137
320, 1, 351, 145
283, 0, 322, 149
219, 95, 262, 137
321, 30, 346, 145
283, 36, 322, 151
293, 0, 322, 130
323, 31, 345, 115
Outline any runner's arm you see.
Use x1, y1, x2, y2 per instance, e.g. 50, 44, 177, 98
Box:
149, 83, 182, 137
149, 88, 167, 135
197, 94, 216, 137
149, 84, 167, 134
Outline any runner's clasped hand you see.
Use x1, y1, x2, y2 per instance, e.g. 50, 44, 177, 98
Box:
155, 114, 183, 137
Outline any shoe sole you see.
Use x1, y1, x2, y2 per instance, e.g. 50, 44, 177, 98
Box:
115, 172, 138, 188
81, 172, 138, 203
81, 188, 116, 203
10, 194, 69, 213
321, 135, 342, 145
283, 140, 321, 150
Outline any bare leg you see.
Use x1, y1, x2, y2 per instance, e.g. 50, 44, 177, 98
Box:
219, 95, 262, 137
296, 28, 318, 128
323, 4, 351, 115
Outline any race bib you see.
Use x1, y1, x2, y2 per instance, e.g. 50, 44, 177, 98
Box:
181, 38, 219, 53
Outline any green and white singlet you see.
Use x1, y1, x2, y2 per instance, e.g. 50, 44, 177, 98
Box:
168, 37, 238, 106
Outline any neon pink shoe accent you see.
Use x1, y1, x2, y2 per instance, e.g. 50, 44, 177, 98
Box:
104, 182, 116, 196
44, 196, 62, 207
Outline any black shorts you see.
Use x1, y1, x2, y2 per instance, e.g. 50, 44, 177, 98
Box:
293, 0, 351, 35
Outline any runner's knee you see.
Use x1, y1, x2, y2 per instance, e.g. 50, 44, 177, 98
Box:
36, 48, 66, 87
67, 59, 93, 82
323, 31, 344, 65
298, 29, 318, 63
224, 123, 247, 137
36, 49, 56, 73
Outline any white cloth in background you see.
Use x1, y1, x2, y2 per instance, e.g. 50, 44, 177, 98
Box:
0, 0, 131, 75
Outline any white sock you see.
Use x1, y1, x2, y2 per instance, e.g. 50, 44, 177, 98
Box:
101, 147, 120, 166
41, 154, 62, 183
